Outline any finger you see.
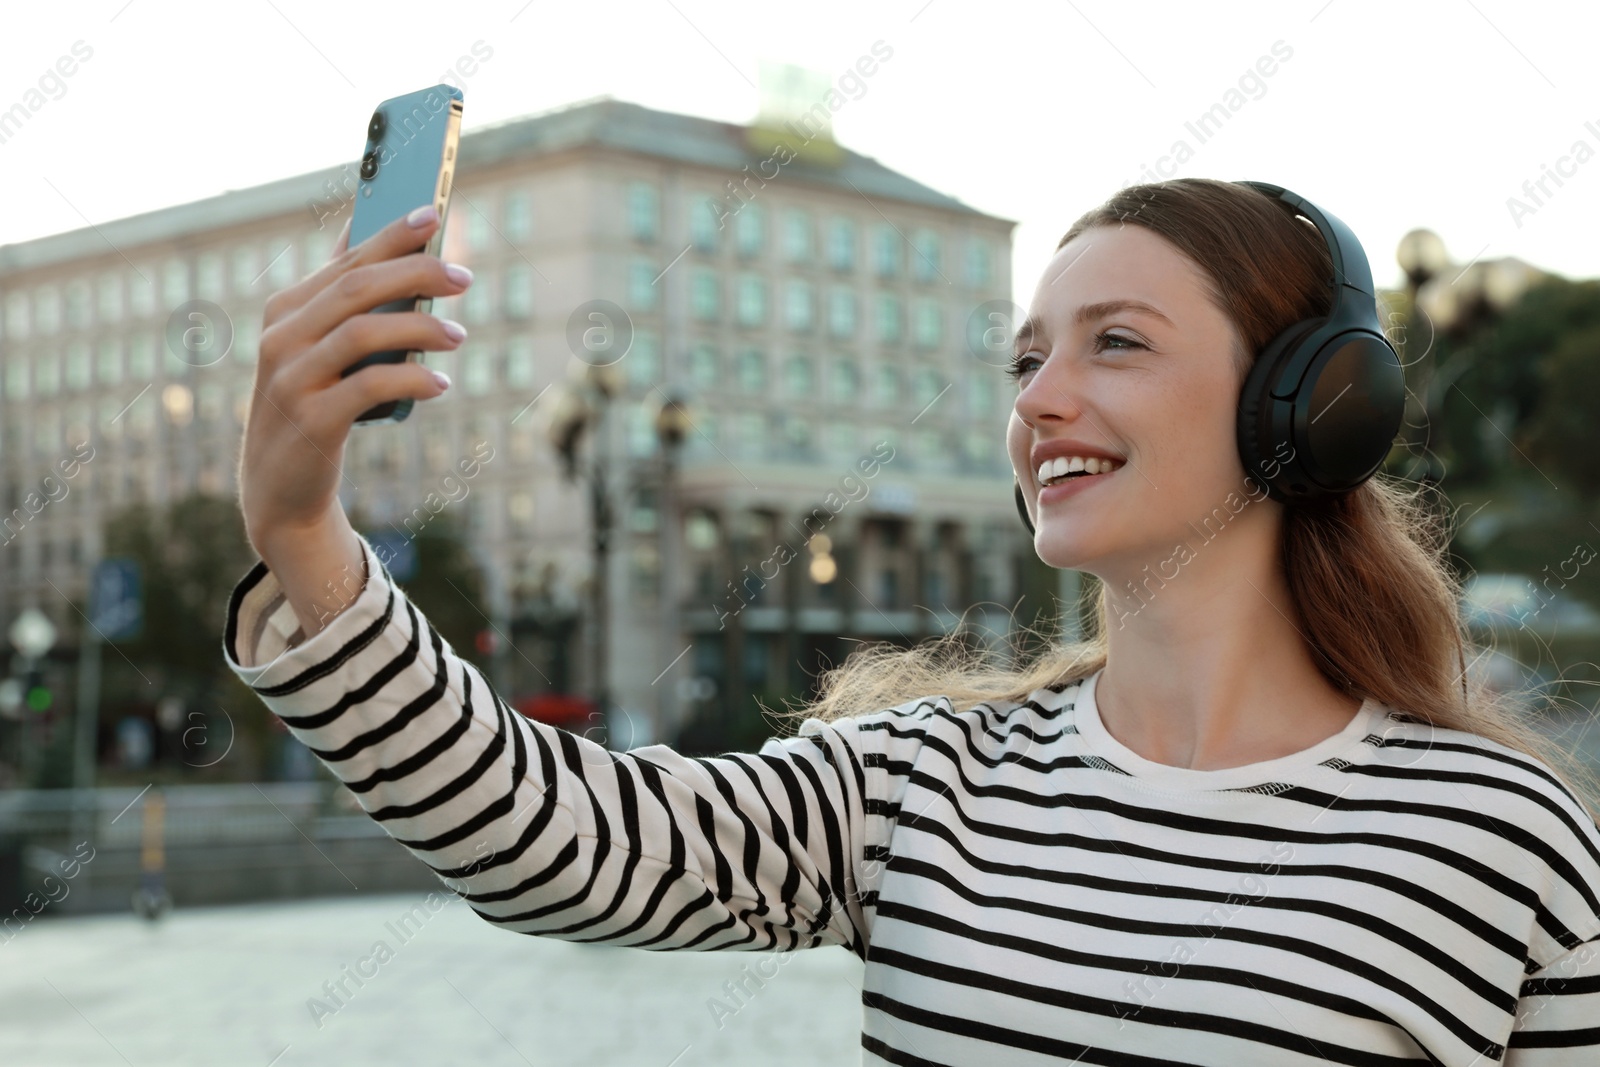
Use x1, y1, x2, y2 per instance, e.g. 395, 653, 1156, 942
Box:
266, 204, 440, 325
331, 217, 352, 258
288, 309, 467, 387
273, 253, 469, 355
312, 357, 450, 430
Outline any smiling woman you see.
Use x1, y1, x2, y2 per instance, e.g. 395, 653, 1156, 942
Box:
225, 179, 1600, 1067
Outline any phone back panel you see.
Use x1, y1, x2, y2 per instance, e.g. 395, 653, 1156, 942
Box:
350, 84, 463, 248
343, 84, 463, 424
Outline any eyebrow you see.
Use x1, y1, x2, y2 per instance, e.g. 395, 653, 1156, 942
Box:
1012, 299, 1175, 354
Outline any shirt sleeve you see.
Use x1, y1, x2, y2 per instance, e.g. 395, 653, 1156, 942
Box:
221, 529, 886, 958
1506, 934, 1600, 1063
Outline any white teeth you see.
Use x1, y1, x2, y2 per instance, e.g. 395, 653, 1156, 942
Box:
1036, 454, 1123, 484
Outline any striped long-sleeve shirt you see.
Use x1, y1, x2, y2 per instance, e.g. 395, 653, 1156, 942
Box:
223, 530, 1600, 1065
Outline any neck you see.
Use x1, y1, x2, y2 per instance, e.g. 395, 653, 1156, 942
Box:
1087, 507, 1360, 771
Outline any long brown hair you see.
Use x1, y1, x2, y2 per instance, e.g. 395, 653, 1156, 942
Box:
772, 177, 1600, 825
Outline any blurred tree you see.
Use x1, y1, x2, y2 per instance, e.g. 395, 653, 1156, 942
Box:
347, 504, 491, 680
1526, 321, 1600, 497
93, 495, 488, 781
1443, 277, 1600, 490
99, 493, 264, 780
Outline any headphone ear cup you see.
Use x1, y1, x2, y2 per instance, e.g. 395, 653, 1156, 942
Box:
1237, 317, 1322, 503
1014, 477, 1035, 535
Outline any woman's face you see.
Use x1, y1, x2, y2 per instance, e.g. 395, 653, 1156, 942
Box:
1005, 223, 1270, 579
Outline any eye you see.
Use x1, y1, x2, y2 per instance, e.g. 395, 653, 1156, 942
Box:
1094, 330, 1143, 353
1005, 330, 1144, 383
1004, 351, 1041, 383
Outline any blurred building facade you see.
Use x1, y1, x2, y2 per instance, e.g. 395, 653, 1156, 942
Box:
0, 96, 1030, 747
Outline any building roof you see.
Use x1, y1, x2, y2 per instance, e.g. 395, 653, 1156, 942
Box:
0, 96, 1012, 275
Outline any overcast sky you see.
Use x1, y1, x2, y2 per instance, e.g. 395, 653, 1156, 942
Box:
2, 0, 1597, 300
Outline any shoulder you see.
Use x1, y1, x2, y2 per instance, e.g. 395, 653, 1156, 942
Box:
792, 680, 1081, 767
1367, 707, 1595, 831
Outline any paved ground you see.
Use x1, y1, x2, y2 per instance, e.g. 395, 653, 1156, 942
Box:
0, 892, 865, 1066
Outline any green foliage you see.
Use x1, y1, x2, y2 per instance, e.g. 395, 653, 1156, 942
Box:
348, 505, 490, 677
1526, 322, 1600, 496
1445, 277, 1600, 491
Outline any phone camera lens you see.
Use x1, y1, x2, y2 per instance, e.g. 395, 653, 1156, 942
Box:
368, 110, 386, 141
359, 150, 379, 181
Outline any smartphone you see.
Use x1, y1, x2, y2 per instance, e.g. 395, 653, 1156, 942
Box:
341, 83, 464, 425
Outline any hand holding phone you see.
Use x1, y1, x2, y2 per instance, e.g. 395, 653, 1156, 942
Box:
240, 196, 471, 565
341, 84, 465, 425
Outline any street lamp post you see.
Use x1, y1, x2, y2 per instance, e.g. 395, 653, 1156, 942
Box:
652, 393, 693, 745
1395, 228, 1450, 484
547, 362, 622, 744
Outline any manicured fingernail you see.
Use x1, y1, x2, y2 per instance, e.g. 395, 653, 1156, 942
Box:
432, 370, 452, 390
444, 263, 473, 286
407, 204, 438, 227
441, 319, 466, 341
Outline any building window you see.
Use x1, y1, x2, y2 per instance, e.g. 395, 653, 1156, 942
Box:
236, 316, 260, 364
267, 244, 297, 290
735, 273, 766, 326
5, 354, 28, 400
826, 420, 856, 460
784, 354, 814, 396
734, 203, 764, 258
830, 356, 860, 404
628, 181, 660, 242
97, 274, 124, 322
872, 363, 900, 407
913, 297, 941, 348
913, 365, 944, 409
735, 348, 766, 391
627, 405, 658, 458
966, 239, 992, 287
690, 268, 720, 321
690, 195, 720, 252
197, 253, 225, 299
968, 369, 995, 417
462, 268, 494, 321
232, 246, 259, 293
463, 349, 494, 395
4, 292, 29, 339
873, 225, 901, 279
504, 191, 532, 243
506, 335, 535, 389
827, 287, 856, 338
690, 344, 719, 388
876, 293, 902, 344
129, 334, 155, 378
629, 259, 659, 311
783, 415, 812, 458
628, 331, 661, 390
35, 351, 60, 396
783, 209, 813, 263
65, 342, 91, 391
785, 279, 813, 332
64, 280, 91, 329
504, 263, 533, 319
467, 203, 494, 250
911, 229, 941, 283
828, 218, 856, 272
35, 287, 61, 334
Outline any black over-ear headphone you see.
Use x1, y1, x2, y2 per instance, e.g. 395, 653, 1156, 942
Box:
1013, 180, 1406, 534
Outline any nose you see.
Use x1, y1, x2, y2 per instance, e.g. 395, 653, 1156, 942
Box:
1013, 349, 1084, 431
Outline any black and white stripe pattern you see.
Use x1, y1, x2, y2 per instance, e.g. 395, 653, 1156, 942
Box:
224, 531, 1600, 1064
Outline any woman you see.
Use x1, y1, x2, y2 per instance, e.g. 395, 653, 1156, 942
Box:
228, 179, 1600, 1064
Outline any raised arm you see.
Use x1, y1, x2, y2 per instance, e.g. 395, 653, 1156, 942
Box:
230, 204, 886, 958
